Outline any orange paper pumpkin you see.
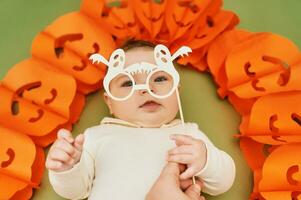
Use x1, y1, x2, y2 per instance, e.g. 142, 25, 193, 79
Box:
172, 0, 239, 73
2, 59, 77, 119
131, 0, 167, 39
0, 126, 38, 200
241, 91, 301, 145
207, 29, 253, 96
165, 0, 212, 41
81, 0, 140, 42
0, 85, 68, 146
225, 33, 301, 98
259, 144, 301, 199
31, 12, 115, 94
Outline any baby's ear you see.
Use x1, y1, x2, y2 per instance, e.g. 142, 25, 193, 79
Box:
177, 83, 181, 91
103, 92, 110, 104
103, 92, 113, 114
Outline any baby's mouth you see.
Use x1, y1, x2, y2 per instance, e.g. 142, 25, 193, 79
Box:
139, 100, 161, 110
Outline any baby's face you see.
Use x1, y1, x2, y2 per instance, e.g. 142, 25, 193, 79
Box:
103, 47, 179, 128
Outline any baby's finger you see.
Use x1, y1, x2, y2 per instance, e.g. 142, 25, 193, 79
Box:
45, 159, 63, 171
49, 148, 74, 164
167, 154, 193, 164
74, 134, 84, 152
57, 129, 74, 144
180, 166, 198, 180
170, 134, 195, 145
53, 139, 76, 157
168, 145, 193, 155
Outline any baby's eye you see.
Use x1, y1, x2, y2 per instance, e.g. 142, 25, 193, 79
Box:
121, 80, 133, 87
154, 76, 168, 82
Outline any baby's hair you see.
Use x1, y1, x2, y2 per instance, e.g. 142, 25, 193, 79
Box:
102, 39, 156, 83
119, 39, 156, 51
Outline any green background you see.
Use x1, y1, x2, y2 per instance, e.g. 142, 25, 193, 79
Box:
0, 0, 300, 199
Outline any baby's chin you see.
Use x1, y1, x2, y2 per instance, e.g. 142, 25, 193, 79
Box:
131, 115, 175, 128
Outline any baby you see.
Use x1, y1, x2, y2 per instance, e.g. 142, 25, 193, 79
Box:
46, 40, 236, 200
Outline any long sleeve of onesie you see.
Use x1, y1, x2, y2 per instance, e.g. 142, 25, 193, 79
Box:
48, 129, 95, 200
187, 123, 236, 196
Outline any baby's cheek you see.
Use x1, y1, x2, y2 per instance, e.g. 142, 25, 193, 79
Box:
168, 92, 179, 108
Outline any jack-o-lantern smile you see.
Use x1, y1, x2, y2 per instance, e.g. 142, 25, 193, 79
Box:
172, 14, 192, 27
10, 82, 50, 123
1, 148, 15, 168
54, 33, 100, 71
143, 12, 163, 22
102, 1, 137, 30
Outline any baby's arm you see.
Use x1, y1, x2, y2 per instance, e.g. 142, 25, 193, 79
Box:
46, 129, 95, 199
167, 124, 235, 196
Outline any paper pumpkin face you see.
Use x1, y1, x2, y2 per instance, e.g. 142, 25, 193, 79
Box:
241, 91, 301, 145
81, 0, 140, 41
0, 85, 68, 142
31, 12, 115, 94
0, 59, 83, 146
170, 0, 239, 74
2, 59, 76, 119
0, 126, 36, 200
132, 0, 167, 39
207, 29, 253, 98
225, 33, 301, 98
90, 44, 192, 100
259, 144, 301, 200
165, 0, 212, 41
187, 10, 238, 50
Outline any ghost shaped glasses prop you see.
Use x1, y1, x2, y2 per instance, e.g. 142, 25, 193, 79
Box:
90, 43, 196, 184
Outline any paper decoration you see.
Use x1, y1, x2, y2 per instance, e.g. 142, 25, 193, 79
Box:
31, 12, 116, 94
207, 30, 301, 198
1, 0, 301, 199
90, 44, 191, 100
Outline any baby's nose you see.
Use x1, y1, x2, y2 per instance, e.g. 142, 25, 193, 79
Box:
139, 89, 154, 95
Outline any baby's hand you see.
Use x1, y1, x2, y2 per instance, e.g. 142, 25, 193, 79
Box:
46, 129, 84, 172
167, 134, 207, 180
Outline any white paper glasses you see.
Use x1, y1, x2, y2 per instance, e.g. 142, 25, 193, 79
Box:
107, 63, 177, 101
89, 44, 190, 101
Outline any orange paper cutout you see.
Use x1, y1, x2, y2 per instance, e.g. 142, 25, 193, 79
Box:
0, 126, 37, 200
225, 33, 301, 97
240, 91, 301, 145
31, 12, 115, 94
259, 144, 301, 199
81, 0, 140, 42
165, 0, 211, 42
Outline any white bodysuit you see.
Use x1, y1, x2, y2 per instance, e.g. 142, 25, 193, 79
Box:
48, 117, 236, 200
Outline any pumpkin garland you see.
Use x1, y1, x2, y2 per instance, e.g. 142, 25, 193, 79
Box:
0, 0, 300, 199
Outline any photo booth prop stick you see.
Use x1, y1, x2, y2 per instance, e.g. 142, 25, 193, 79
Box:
89, 43, 197, 184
